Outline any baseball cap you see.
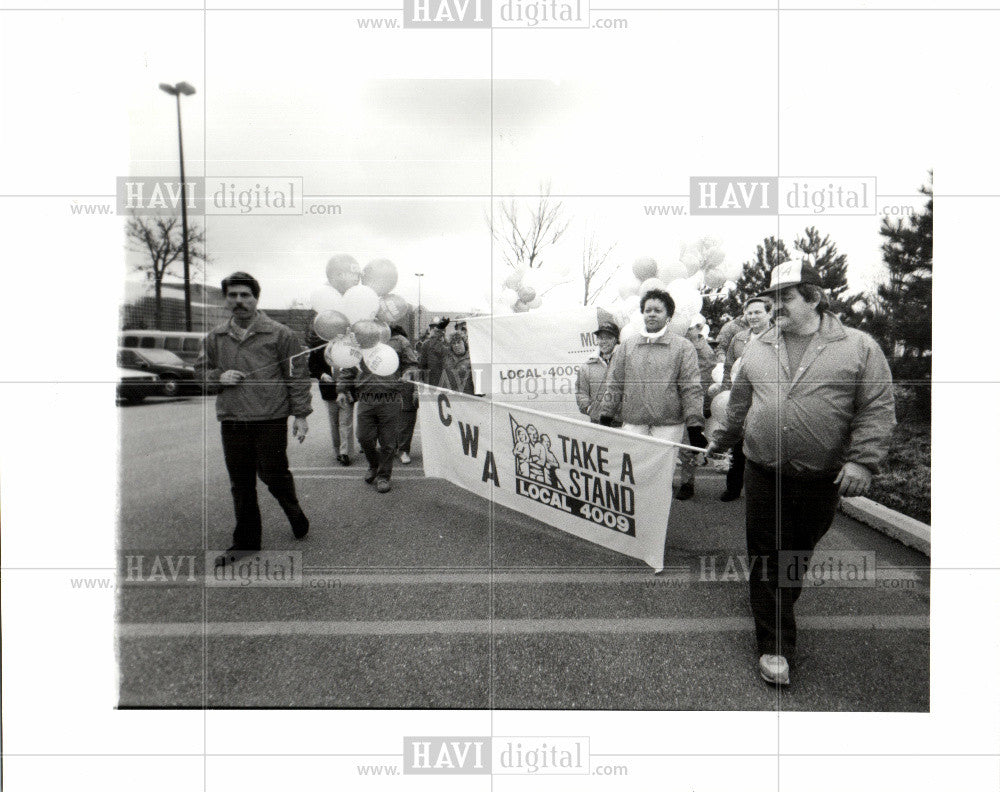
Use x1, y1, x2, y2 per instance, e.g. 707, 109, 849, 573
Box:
760, 259, 824, 294
596, 321, 620, 340
429, 316, 450, 329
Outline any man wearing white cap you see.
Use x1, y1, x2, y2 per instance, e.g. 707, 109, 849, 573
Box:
708, 259, 895, 687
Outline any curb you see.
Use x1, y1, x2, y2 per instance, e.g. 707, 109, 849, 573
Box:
839, 497, 930, 557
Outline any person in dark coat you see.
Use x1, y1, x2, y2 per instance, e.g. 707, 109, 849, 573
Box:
307, 330, 355, 466
390, 325, 420, 465
438, 331, 475, 394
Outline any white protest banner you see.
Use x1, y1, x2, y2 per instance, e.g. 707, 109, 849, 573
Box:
419, 385, 680, 571
464, 307, 601, 418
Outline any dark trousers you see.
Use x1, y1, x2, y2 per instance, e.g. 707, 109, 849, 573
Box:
220, 418, 306, 550
398, 406, 418, 453
726, 443, 747, 494
356, 399, 402, 479
744, 461, 840, 660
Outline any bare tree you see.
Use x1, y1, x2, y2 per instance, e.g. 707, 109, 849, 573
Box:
488, 183, 570, 271
126, 213, 207, 329
580, 223, 618, 305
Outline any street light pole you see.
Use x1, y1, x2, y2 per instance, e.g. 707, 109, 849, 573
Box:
159, 81, 196, 332
415, 273, 424, 338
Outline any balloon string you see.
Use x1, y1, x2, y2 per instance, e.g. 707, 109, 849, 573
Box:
236, 340, 332, 378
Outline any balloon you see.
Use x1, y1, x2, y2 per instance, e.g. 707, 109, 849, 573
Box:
376, 293, 409, 325
710, 389, 731, 420
517, 285, 537, 304
527, 296, 543, 310
502, 271, 523, 290
512, 300, 529, 313
656, 260, 688, 283
361, 258, 398, 297
377, 321, 391, 344
632, 257, 658, 281
351, 319, 383, 350
326, 254, 361, 294
499, 287, 519, 307
363, 343, 399, 376
711, 362, 724, 384
341, 284, 380, 324
667, 313, 691, 336
667, 279, 701, 317
704, 268, 727, 289
618, 322, 640, 344
623, 294, 641, 315
704, 247, 725, 270
618, 277, 640, 300
328, 340, 362, 369
310, 285, 344, 313
638, 277, 668, 298
313, 310, 350, 341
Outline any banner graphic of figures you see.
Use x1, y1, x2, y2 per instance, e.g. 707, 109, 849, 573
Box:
510, 414, 636, 537
419, 386, 678, 571
464, 307, 601, 419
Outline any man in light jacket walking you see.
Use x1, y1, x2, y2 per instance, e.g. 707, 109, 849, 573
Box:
708, 261, 895, 687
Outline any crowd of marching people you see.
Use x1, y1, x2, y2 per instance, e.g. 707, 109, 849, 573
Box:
306, 314, 474, 492
200, 260, 896, 689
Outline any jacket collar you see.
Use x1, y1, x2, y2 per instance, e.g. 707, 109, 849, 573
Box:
211, 310, 277, 338
635, 327, 674, 345
758, 311, 846, 345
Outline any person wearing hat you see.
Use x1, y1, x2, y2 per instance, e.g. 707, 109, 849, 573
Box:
707, 259, 895, 687
419, 316, 450, 387
575, 320, 622, 426
718, 295, 773, 501
676, 313, 717, 500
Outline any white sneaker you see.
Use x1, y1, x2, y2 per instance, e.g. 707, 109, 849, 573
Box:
758, 654, 790, 686
399, 451, 411, 465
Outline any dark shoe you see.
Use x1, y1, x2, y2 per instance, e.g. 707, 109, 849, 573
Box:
364, 468, 378, 484
214, 545, 260, 567
375, 477, 392, 493
291, 513, 309, 539
337, 454, 350, 466
676, 481, 695, 500
758, 654, 790, 686
720, 489, 741, 502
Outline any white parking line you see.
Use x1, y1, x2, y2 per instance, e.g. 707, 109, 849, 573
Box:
120, 614, 928, 638
117, 568, 924, 587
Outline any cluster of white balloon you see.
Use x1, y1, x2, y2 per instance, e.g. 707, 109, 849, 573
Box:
602, 239, 736, 344
308, 255, 413, 376
493, 267, 548, 314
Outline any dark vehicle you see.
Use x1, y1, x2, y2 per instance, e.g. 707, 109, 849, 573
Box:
117, 367, 161, 404
117, 348, 197, 397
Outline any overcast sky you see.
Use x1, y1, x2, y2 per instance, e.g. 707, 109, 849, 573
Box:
116, 12, 930, 313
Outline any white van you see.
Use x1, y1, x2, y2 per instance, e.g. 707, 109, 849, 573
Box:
119, 330, 205, 363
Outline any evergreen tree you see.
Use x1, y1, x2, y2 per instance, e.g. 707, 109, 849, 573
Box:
794, 225, 868, 324
794, 226, 849, 299
876, 174, 932, 408
704, 236, 788, 337
735, 235, 790, 303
